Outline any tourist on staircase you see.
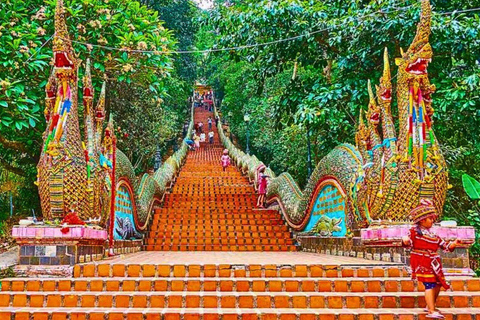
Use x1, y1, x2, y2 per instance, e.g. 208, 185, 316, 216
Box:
402, 199, 461, 319
198, 121, 204, 133
200, 132, 206, 143
208, 130, 214, 145
256, 167, 269, 208
193, 133, 200, 149
208, 116, 213, 131
221, 149, 231, 172
184, 138, 195, 151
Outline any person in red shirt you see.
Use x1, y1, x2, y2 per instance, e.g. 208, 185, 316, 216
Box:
402, 199, 460, 319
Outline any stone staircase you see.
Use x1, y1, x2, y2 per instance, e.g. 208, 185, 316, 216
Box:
144, 107, 296, 252
1, 260, 480, 319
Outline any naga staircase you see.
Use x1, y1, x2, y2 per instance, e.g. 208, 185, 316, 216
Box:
143, 107, 296, 252
2, 108, 480, 320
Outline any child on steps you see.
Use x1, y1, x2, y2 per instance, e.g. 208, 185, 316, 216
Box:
402, 199, 460, 319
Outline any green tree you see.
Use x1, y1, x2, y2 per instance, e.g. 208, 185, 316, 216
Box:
141, 0, 199, 83
0, 0, 176, 215
200, 0, 480, 205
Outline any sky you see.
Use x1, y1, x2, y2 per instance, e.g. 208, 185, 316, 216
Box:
193, 0, 214, 9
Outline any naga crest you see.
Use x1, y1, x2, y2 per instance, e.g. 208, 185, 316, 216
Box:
355, 111, 369, 150
366, 80, 380, 127
378, 48, 392, 105
395, 0, 436, 127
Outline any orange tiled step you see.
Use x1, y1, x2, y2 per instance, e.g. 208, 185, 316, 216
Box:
153, 213, 282, 219
153, 212, 282, 216
142, 244, 295, 250
148, 226, 289, 233
160, 205, 260, 210
144, 240, 294, 248
2, 307, 480, 320
150, 220, 285, 227
150, 219, 286, 225
143, 245, 297, 252
148, 230, 287, 236
164, 194, 257, 199
150, 224, 286, 231
72, 264, 409, 278
151, 220, 284, 225
145, 236, 292, 243
150, 221, 290, 227
154, 209, 280, 214
3, 277, 478, 293
145, 236, 293, 242
2, 290, 480, 309
162, 200, 258, 205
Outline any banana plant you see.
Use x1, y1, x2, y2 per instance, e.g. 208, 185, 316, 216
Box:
462, 173, 480, 201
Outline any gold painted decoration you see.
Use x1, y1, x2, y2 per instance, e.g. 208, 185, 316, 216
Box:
37, 0, 111, 222
37, 0, 88, 220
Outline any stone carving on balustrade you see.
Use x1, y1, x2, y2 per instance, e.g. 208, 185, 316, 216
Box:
33, 0, 193, 236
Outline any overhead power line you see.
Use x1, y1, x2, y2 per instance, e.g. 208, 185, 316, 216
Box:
25, 6, 480, 61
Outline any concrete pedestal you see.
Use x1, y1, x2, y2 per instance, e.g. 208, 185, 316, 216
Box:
12, 226, 108, 266
297, 224, 475, 275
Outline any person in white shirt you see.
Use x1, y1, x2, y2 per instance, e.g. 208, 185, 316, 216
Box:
208, 131, 214, 144
208, 117, 213, 130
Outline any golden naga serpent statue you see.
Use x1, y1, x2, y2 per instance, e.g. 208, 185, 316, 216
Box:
36, 0, 192, 237
217, 0, 449, 233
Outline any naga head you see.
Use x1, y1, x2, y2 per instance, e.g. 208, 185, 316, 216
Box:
52, 0, 77, 71
83, 59, 93, 99
396, 0, 436, 120
396, 0, 432, 78
95, 82, 106, 122
366, 80, 380, 126
378, 48, 392, 103
355, 110, 369, 148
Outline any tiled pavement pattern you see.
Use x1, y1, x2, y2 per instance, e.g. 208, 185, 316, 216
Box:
144, 107, 295, 252
2, 108, 480, 319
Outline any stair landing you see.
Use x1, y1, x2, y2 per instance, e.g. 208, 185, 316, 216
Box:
84, 251, 398, 266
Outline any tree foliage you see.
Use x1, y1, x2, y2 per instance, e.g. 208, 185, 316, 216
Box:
0, 0, 189, 216
199, 0, 480, 217
141, 0, 199, 83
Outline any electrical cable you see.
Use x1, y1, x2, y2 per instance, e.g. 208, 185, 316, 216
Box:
23, 5, 480, 61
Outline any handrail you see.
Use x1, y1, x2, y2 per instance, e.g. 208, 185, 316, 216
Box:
213, 100, 310, 231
